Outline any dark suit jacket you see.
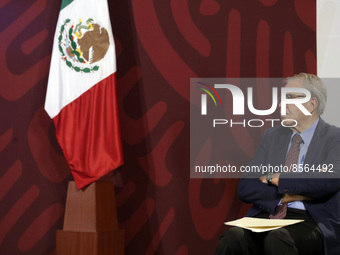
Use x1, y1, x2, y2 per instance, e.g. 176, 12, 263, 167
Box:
237, 118, 340, 255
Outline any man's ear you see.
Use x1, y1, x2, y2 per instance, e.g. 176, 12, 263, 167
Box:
308, 97, 318, 113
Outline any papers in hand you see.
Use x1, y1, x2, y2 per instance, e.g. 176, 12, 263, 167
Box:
224, 217, 304, 233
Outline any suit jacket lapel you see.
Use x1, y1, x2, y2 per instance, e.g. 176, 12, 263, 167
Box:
304, 118, 326, 164
275, 127, 292, 165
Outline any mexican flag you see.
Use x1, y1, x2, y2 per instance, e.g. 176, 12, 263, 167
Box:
45, 0, 123, 189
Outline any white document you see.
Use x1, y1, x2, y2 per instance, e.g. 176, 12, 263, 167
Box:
224, 217, 304, 233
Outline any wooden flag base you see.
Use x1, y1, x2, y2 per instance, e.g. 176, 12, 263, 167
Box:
56, 181, 124, 255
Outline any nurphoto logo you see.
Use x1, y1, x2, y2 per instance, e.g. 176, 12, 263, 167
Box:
197, 82, 311, 128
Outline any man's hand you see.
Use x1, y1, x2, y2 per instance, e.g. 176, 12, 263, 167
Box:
281, 194, 312, 203
259, 175, 267, 183
259, 173, 280, 186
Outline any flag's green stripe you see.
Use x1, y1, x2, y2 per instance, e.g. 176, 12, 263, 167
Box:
60, 0, 74, 11
198, 88, 217, 106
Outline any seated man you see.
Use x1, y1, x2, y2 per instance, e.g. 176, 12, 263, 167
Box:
215, 73, 340, 255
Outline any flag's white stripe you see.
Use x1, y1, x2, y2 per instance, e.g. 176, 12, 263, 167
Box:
45, 0, 116, 118
317, 0, 340, 78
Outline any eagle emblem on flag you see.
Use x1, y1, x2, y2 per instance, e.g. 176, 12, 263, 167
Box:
58, 18, 110, 73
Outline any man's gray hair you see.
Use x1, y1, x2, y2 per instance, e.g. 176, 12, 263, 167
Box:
287, 73, 327, 115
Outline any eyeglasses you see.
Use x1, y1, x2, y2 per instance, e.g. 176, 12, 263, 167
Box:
279, 94, 306, 101
285, 94, 306, 99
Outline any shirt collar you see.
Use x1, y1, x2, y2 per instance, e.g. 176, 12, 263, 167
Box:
291, 118, 319, 146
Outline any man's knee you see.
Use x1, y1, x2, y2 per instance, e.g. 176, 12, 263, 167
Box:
222, 227, 245, 243
215, 227, 247, 255
264, 229, 298, 255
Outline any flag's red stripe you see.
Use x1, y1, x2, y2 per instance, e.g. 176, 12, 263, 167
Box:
53, 73, 123, 189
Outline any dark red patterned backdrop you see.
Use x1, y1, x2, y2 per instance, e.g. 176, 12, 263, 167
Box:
0, 0, 315, 254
